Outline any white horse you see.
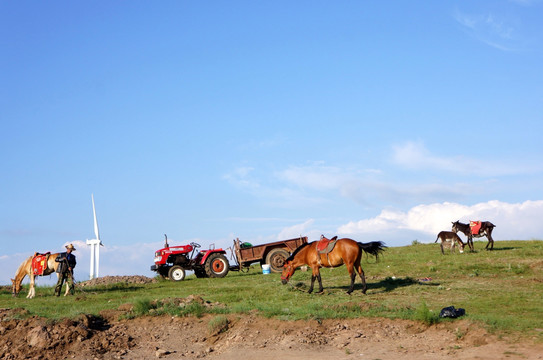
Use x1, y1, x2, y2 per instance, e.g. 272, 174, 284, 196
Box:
11, 252, 69, 298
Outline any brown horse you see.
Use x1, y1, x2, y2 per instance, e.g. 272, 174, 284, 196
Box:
11, 252, 68, 298
280, 236, 386, 294
452, 220, 496, 251
435, 231, 465, 255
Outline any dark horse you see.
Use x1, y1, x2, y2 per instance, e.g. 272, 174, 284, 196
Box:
280, 236, 386, 294
452, 220, 496, 251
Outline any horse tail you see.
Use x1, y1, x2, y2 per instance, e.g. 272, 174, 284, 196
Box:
357, 241, 387, 260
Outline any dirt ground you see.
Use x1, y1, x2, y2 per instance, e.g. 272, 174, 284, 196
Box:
1, 277, 542, 360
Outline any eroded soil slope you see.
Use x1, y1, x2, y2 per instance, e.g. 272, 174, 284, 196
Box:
2, 300, 542, 360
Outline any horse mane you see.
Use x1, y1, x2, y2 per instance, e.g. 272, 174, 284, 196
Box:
286, 242, 310, 262
15, 255, 32, 276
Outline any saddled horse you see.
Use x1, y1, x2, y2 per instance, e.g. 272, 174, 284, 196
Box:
435, 231, 465, 255
281, 235, 386, 294
452, 220, 496, 251
11, 252, 68, 298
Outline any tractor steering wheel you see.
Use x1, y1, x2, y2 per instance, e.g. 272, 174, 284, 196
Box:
190, 242, 201, 249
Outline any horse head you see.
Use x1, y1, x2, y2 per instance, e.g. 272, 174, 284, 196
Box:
281, 261, 295, 284
451, 220, 460, 233
458, 241, 465, 253
11, 278, 20, 297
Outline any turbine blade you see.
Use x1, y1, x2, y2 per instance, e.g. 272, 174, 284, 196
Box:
92, 194, 101, 242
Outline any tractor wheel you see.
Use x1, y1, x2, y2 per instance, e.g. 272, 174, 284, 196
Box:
204, 253, 229, 278
168, 265, 186, 281
266, 248, 290, 273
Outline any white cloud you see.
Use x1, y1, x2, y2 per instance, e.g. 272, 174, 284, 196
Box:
276, 165, 349, 191
338, 200, 543, 244
273, 160, 484, 206
453, 9, 521, 51
223, 165, 331, 207
277, 219, 315, 240
392, 142, 455, 171
223, 166, 258, 190
392, 141, 537, 176
224, 140, 542, 210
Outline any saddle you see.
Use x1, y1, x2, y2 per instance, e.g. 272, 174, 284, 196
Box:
469, 221, 482, 235
32, 252, 51, 276
317, 235, 338, 254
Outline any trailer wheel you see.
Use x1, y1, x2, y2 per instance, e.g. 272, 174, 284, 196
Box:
168, 265, 186, 281
266, 248, 290, 273
205, 253, 229, 278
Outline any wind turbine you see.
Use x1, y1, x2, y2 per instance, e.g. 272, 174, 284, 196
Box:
86, 194, 103, 279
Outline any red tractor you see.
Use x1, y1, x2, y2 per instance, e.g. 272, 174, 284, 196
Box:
150, 235, 229, 281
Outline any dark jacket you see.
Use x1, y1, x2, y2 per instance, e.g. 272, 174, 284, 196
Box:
55, 252, 76, 274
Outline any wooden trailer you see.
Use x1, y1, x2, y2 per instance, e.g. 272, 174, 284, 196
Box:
231, 236, 308, 273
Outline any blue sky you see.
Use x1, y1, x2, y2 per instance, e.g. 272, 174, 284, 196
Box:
1, 1, 542, 286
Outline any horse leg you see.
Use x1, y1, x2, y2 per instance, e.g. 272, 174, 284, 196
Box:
316, 272, 323, 293
308, 267, 323, 294
308, 267, 318, 294
63, 272, 74, 296
308, 275, 315, 294
27, 274, 35, 299
468, 236, 474, 252
346, 264, 357, 294
354, 260, 368, 294
486, 233, 494, 250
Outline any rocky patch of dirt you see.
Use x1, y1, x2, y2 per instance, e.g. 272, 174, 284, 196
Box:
2, 276, 543, 360
2, 298, 543, 360
77, 275, 157, 287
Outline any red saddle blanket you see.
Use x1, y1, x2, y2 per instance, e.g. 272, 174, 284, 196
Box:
317, 236, 338, 254
470, 221, 482, 235
32, 253, 50, 276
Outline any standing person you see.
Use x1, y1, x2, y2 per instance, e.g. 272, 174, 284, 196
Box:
54, 244, 77, 296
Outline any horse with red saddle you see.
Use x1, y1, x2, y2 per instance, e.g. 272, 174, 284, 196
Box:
281, 235, 386, 294
11, 252, 69, 298
452, 220, 496, 251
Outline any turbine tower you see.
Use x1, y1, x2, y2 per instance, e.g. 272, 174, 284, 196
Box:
86, 194, 103, 280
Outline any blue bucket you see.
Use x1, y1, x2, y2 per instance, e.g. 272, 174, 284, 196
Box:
262, 264, 271, 274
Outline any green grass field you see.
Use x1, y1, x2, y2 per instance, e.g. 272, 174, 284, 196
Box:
2, 240, 542, 340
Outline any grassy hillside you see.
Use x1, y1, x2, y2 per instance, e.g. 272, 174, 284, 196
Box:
2, 240, 542, 340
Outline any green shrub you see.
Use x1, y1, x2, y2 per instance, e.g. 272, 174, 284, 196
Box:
415, 301, 439, 325
132, 298, 156, 316
208, 315, 229, 335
